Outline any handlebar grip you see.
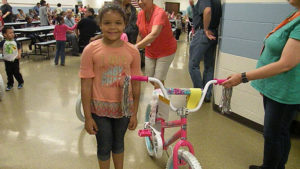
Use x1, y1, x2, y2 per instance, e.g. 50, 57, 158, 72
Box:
131, 76, 149, 82
214, 79, 227, 85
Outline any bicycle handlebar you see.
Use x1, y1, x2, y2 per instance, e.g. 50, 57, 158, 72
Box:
130, 76, 149, 82
130, 76, 226, 113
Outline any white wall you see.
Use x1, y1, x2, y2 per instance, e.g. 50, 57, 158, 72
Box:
153, 0, 164, 8
81, 0, 113, 9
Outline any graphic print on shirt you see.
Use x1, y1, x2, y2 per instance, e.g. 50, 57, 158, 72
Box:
2, 41, 18, 61
5, 43, 17, 54
101, 55, 128, 87
102, 66, 123, 87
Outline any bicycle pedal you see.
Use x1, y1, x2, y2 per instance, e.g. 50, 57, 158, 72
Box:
138, 129, 152, 137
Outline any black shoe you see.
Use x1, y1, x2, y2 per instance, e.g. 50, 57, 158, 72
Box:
6, 86, 13, 91
249, 165, 262, 169
61, 63, 65, 66
18, 83, 24, 89
204, 97, 211, 103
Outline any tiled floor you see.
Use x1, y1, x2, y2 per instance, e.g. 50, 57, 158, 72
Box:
0, 37, 299, 169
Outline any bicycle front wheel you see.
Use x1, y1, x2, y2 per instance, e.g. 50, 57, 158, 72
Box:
166, 150, 202, 169
144, 104, 155, 156
0, 74, 4, 101
76, 94, 85, 122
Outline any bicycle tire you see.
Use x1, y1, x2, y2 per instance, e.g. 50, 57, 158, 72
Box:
166, 149, 202, 169
0, 74, 4, 101
76, 94, 85, 122
189, 32, 193, 42
144, 104, 155, 156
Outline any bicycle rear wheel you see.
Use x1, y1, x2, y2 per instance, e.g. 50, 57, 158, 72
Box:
0, 74, 4, 101
76, 94, 85, 122
166, 150, 202, 169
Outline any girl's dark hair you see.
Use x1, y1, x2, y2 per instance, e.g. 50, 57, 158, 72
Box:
56, 15, 64, 24
99, 3, 127, 24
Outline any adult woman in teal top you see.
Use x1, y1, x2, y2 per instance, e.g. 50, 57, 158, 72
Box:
222, 0, 300, 169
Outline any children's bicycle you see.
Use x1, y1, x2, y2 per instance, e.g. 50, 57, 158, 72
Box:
187, 21, 195, 42
76, 93, 85, 122
130, 76, 225, 169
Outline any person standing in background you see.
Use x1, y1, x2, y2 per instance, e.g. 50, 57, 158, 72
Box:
186, 4, 193, 37
136, 0, 177, 89
188, 0, 222, 103
1, 0, 13, 23
56, 3, 62, 15
39, 0, 49, 26
175, 13, 182, 40
33, 3, 40, 15
0, 26, 24, 91
122, 0, 139, 44
64, 9, 79, 56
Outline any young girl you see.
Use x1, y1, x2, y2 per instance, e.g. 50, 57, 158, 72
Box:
175, 13, 182, 40
80, 4, 142, 169
53, 15, 77, 66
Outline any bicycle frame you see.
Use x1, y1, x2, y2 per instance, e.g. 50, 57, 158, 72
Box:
158, 115, 195, 168
132, 76, 225, 169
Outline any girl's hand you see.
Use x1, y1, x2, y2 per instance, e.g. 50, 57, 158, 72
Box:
128, 115, 138, 130
85, 117, 98, 135
222, 73, 242, 88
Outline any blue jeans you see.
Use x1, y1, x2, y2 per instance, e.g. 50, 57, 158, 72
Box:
55, 41, 66, 65
66, 33, 79, 54
189, 29, 218, 99
262, 96, 298, 169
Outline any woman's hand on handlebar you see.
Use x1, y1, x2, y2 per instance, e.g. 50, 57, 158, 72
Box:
221, 73, 242, 88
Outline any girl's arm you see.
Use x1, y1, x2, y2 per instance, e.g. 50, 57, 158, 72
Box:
135, 25, 163, 49
81, 78, 98, 134
222, 38, 300, 88
128, 80, 141, 130
65, 24, 77, 31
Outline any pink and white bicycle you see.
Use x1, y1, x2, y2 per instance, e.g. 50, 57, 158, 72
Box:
130, 76, 225, 169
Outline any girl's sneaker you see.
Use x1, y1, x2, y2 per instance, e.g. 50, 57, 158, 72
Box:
18, 83, 24, 89
6, 86, 13, 91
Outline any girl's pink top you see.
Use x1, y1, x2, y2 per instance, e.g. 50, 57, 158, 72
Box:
79, 40, 142, 118
120, 33, 128, 42
53, 24, 77, 41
